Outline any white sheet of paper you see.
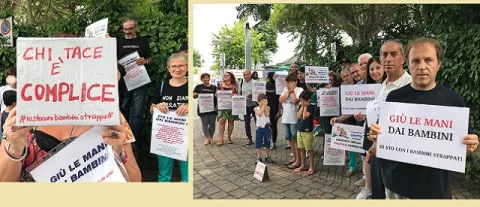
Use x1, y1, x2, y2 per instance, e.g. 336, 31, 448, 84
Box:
377, 102, 469, 173
119, 52, 151, 91
252, 80, 266, 102
217, 90, 233, 110
232, 96, 246, 115
29, 126, 126, 182
305, 66, 329, 84
150, 109, 188, 161
366, 96, 386, 126
16, 38, 120, 126
253, 161, 267, 181
85, 18, 108, 38
331, 123, 366, 153
317, 87, 340, 117
340, 84, 382, 114
323, 134, 346, 166
198, 94, 214, 113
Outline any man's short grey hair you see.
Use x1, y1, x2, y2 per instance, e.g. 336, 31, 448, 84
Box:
341, 68, 351, 74
358, 53, 373, 63
167, 52, 188, 66
380, 40, 405, 55
123, 17, 138, 27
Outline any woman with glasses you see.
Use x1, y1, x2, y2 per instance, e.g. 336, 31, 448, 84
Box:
216, 72, 238, 146
150, 53, 189, 182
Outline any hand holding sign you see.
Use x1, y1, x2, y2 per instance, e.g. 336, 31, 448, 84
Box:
464, 134, 479, 154
176, 104, 188, 116
136, 57, 147, 66
2, 107, 33, 156
368, 123, 381, 143
354, 113, 366, 121
156, 102, 169, 114
101, 124, 127, 156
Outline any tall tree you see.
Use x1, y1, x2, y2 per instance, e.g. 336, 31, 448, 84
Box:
211, 19, 278, 71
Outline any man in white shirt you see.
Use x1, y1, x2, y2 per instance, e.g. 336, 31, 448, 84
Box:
358, 40, 412, 200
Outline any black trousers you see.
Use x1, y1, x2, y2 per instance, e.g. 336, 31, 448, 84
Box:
269, 107, 279, 144
370, 154, 386, 199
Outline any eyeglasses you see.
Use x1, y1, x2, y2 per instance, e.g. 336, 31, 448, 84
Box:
122, 26, 137, 31
169, 64, 187, 70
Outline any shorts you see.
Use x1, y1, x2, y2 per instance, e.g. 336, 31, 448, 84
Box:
283, 123, 298, 141
255, 127, 271, 149
297, 131, 313, 150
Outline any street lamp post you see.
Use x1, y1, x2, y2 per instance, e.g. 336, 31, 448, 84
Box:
212, 36, 232, 77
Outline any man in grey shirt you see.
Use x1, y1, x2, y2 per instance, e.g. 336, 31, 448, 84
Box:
241, 70, 257, 145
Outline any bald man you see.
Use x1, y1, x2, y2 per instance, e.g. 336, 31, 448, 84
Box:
240, 69, 257, 145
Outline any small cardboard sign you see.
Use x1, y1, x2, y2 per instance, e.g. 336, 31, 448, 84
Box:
253, 161, 269, 182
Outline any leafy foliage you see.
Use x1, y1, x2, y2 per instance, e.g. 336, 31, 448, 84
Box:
211, 19, 277, 71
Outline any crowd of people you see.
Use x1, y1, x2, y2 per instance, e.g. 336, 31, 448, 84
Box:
0, 17, 189, 183
194, 37, 479, 199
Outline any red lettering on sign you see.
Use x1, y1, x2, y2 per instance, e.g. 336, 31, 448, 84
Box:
20, 83, 115, 103
94, 46, 103, 59
64, 46, 103, 60
51, 63, 61, 75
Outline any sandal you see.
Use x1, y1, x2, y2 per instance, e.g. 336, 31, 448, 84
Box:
293, 167, 307, 173
217, 139, 224, 146
306, 169, 316, 176
345, 170, 356, 176
245, 140, 252, 145
228, 139, 233, 144
284, 161, 294, 166
287, 164, 300, 169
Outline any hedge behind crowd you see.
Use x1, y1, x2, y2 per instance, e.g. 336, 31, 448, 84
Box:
0, 0, 187, 180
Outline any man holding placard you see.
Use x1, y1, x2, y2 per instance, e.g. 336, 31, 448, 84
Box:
117, 17, 152, 155
369, 38, 479, 199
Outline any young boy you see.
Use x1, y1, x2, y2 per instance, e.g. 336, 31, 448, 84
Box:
0, 90, 16, 144
279, 73, 303, 169
294, 90, 316, 176
254, 94, 274, 164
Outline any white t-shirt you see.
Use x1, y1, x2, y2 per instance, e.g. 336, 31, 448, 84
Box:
281, 87, 303, 124
0, 85, 16, 112
255, 106, 270, 128
378, 71, 412, 99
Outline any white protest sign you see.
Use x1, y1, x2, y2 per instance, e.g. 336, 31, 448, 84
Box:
377, 102, 469, 173
275, 72, 288, 95
16, 38, 119, 126
85, 18, 108, 38
340, 84, 381, 114
366, 96, 387, 126
232, 95, 246, 116
150, 109, 188, 161
252, 80, 266, 102
0, 17, 13, 47
331, 123, 366, 153
119, 52, 151, 91
198, 94, 214, 113
317, 87, 340, 117
217, 90, 232, 110
29, 126, 126, 182
305, 66, 329, 84
253, 161, 269, 182
323, 134, 346, 166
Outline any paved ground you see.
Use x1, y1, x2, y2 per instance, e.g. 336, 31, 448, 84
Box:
192, 101, 479, 199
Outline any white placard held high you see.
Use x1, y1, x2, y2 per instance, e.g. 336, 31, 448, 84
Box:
305, 66, 329, 84
377, 102, 469, 173
340, 84, 381, 114
85, 18, 108, 38
16, 38, 120, 126
275, 72, 288, 95
150, 109, 188, 161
